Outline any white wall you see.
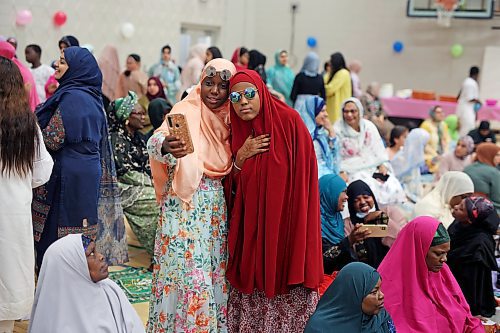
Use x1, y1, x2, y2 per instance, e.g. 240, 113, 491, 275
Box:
1, 0, 499, 97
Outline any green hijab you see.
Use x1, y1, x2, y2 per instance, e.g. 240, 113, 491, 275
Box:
266, 49, 295, 106
444, 115, 459, 141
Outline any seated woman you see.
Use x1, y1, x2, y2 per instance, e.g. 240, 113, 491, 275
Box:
464, 143, 500, 212
297, 96, 340, 178
334, 97, 388, 181
390, 128, 430, 203
413, 171, 474, 227
378, 217, 483, 333
108, 91, 159, 257
146, 98, 173, 138
29, 234, 144, 332
226, 69, 322, 332
319, 174, 363, 275
420, 106, 450, 174
360, 82, 394, 145
437, 135, 474, 180
345, 180, 406, 268
305, 262, 396, 333
448, 196, 499, 318
386, 126, 408, 161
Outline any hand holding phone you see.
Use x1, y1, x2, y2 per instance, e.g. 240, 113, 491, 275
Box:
363, 224, 389, 238
161, 114, 194, 158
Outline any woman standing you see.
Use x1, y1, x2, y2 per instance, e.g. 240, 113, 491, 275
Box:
324, 52, 352, 122
226, 69, 323, 332
179, 44, 207, 98
147, 59, 236, 332
230, 47, 249, 71
266, 50, 295, 106
32, 47, 113, 269
116, 54, 148, 99
0, 57, 53, 332
290, 52, 325, 110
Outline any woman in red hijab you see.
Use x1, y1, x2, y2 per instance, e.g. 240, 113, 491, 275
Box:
225, 69, 323, 332
230, 47, 249, 71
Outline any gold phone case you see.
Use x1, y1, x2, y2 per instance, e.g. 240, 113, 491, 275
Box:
363, 224, 389, 238
166, 114, 194, 154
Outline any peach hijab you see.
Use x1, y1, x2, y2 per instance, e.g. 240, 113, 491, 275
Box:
150, 58, 236, 203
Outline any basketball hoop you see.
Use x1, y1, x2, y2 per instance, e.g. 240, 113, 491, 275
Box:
435, 0, 459, 27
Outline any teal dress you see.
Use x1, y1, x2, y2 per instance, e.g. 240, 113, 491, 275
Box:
266, 51, 295, 106
464, 162, 500, 212
146, 133, 229, 332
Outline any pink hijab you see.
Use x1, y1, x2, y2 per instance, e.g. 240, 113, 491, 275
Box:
150, 58, 236, 203
378, 216, 483, 333
0, 41, 40, 111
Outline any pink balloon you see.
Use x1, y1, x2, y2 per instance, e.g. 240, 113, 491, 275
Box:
16, 9, 33, 26
53, 11, 67, 27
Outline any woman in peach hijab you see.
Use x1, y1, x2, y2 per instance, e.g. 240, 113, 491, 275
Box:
146, 58, 236, 332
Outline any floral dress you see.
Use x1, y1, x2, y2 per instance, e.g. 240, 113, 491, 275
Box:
146, 133, 228, 333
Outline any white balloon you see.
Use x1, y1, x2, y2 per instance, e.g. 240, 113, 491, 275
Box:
120, 22, 135, 39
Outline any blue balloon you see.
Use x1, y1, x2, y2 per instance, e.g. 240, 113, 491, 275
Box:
307, 37, 317, 48
393, 41, 404, 53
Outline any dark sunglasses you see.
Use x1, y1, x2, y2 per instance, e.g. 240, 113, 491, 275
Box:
205, 66, 232, 81
229, 87, 258, 104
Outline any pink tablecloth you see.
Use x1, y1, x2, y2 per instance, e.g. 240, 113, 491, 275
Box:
381, 97, 500, 121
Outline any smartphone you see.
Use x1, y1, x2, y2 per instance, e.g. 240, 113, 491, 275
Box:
166, 114, 194, 154
363, 224, 389, 238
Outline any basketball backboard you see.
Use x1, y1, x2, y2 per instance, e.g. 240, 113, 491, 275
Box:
407, 0, 494, 19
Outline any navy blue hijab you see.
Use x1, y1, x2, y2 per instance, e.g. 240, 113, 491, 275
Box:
37, 46, 104, 143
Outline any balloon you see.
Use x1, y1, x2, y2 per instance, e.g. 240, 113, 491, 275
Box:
307, 37, 317, 48
392, 41, 404, 53
16, 10, 32, 26
120, 22, 135, 39
450, 43, 463, 58
53, 11, 67, 26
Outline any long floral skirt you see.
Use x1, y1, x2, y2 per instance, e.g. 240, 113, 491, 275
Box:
147, 177, 228, 333
227, 287, 319, 333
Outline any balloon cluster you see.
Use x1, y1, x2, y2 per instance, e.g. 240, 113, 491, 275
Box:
15, 9, 68, 27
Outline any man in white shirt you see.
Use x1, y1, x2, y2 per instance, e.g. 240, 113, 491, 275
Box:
25, 44, 55, 103
456, 66, 481, 136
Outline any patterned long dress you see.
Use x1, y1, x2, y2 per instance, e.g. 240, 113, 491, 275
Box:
147, 133, 228, 333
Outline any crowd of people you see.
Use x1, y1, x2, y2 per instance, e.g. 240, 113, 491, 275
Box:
1, 33, 499, 333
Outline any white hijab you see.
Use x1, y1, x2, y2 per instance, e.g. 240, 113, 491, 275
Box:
391, 128, 430, 179
334, 97, 388, 176
29, 234, 144, 333
413, 171, 474, 227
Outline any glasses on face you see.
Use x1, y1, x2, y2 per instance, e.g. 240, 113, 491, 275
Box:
205, 66, 232, 81
229, 87, 258, 104
342, 109, 358, 114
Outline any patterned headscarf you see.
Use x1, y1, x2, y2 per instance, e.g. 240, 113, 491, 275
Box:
114, 91, 137, 121
465, 196, 495, 224
458, 135, 475, 156
430, 223, 450, 247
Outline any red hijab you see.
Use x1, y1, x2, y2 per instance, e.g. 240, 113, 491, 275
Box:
231, 47, 248, 71
226, 69, 323, 298
146, 76, 167, 101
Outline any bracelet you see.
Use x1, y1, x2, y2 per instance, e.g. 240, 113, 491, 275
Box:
233, 161, 242, 171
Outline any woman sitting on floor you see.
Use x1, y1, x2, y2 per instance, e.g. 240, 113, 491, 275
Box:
108, 91, 159, 258
413, 171, 474, 228
29, 234, 144, 333
378, 217, 483, 333
305, 262, 396, 333
448, 196, 500, 318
